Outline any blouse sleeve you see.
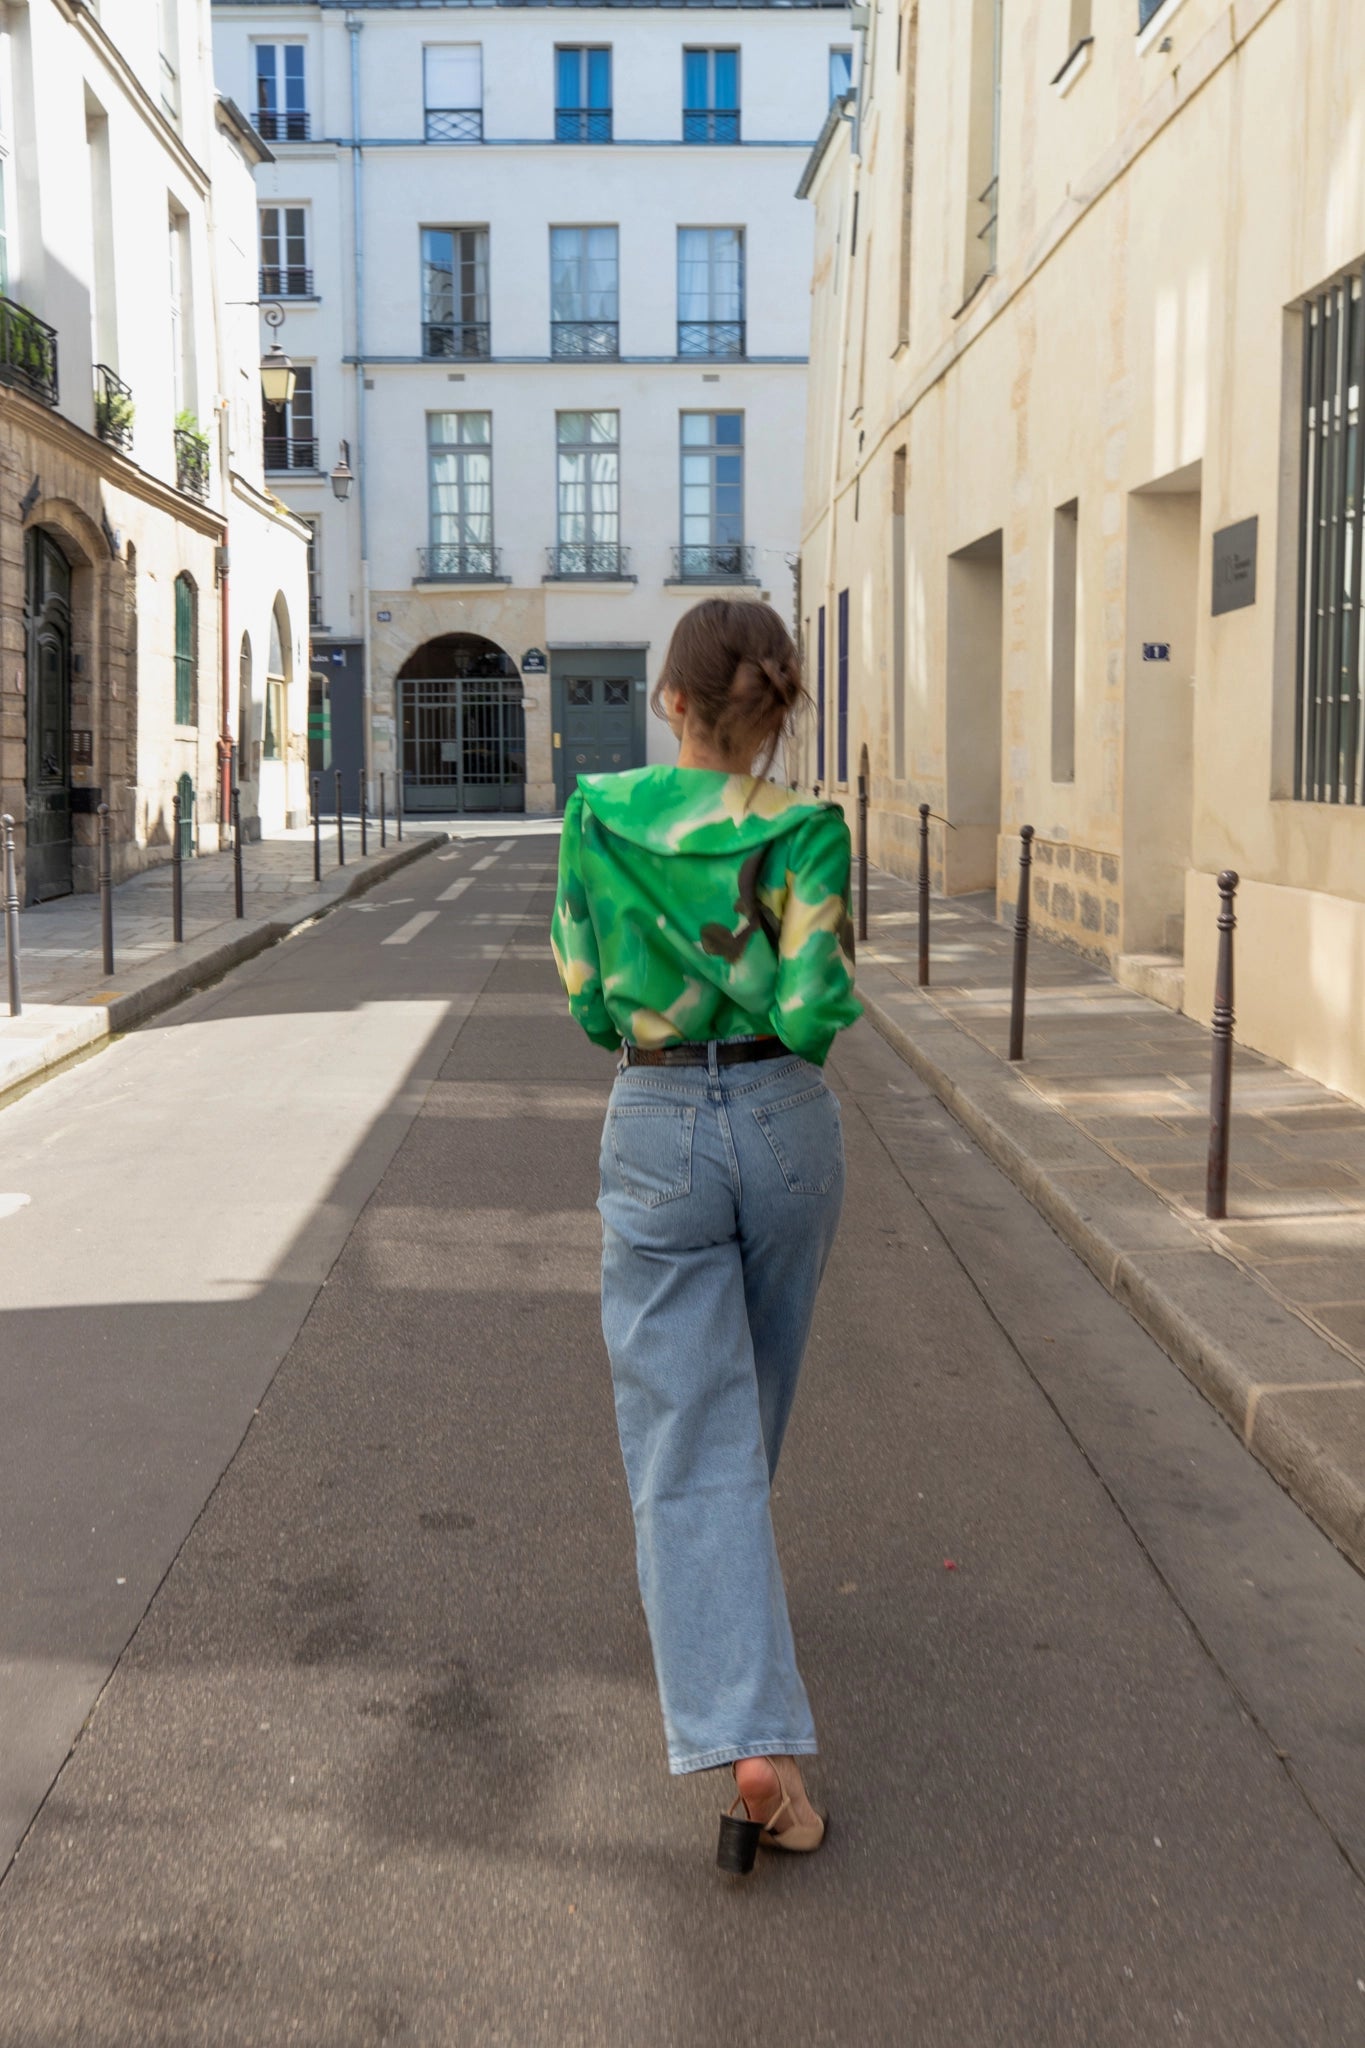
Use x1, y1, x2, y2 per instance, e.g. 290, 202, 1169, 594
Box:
550, 788, 621, 1051
768, 806, 863, 1064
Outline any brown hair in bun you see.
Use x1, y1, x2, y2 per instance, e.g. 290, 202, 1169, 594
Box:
653, 598, 808, 776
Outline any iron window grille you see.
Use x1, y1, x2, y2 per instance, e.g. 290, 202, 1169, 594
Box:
546, 541, 632, 579
425, 107, 483, 142
1295, 269, 1365, 805
174, 426, 210, 499
257, 110, 310, 141
683, 109, 739, 143
260, 266, 313, 297
263, 435, 319, 471
556, 108, 612, 142
423, 227, 490, 359
672, 544, 755, 581
551, 320, 619, 359
418, 543, 504, 581
678, 320, 745, 359
94, 363, 134, 451
0, 295, 59, 405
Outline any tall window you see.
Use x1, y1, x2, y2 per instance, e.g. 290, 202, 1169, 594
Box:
550, 227, 618, 358
174, 573, 197, 726
829, 47, 853, 101
684, 48, 739, 143
427, 413, 494, 578
158, 0, 179, 125
238, 633, 253, 774
302, 515, 322, 628
264, 599, 289, 762
816, 604, 827, 784
1051, 500, 1079, 783
168, 207, 192, 415
678, 412, 745, 580
892, 449, 907, 780
1138, 0, 1165, 25
255, 43, 308, 142
556, 47, 611, 142
421, 228, 490, 359
260, 207, 311, 298
424, 46, 482, 143
1295, 272, 1365, 804
677, 228, 744, 359
555, 411, 620, 577
263, 364, 315, 470
836, 589, 850, 785
963, 0, 1002, 300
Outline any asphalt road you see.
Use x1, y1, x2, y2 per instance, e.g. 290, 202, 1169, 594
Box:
1, 835, 1364, 2046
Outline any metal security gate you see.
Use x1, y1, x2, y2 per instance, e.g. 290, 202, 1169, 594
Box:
400, 674, 526, 813
24, 531, 74, 905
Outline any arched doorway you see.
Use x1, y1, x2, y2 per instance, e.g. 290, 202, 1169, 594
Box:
265, 595, 290, 766
398, 633, 526, 814
24, 530, 74, 902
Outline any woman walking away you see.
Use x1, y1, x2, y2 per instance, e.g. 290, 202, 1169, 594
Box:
551, 598, 862, 1873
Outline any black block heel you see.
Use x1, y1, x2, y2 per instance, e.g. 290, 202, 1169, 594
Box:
716, 1808, 763, 1875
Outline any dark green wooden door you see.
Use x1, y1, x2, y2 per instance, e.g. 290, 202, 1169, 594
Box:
25, 531, 73, 904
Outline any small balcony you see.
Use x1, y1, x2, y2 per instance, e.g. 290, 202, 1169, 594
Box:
422, 321, 491, 361
555, 108, 612, 142
417, 543, 505, 583
94, 364, 134, 452
683, 110, 740, 144
174, 426, 211, 501
0, 295, 59, 406
425, 107, 483, 142
551, 320, 619, 360
259, 265, 315, 299
264, 435, 319, 472
257, 109, 311, 142
678, 320, 745, 360
671, 544, 754, 584
546, 542, 633, 581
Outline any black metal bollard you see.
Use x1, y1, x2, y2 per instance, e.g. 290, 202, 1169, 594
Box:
2, 813, 20, 1018
232, 785, 244, 919
1007, 825, 1035, 1063
395, 768, 403, 843
98, 802, 114, 975
171, 793, 184, 943
359, 770, 368, 857
1206, 870, 1239, 1221
917, 802, 931, 987
335, 768, 345, 867
379, 772, 387, 849
856, 770, 869, 943
311, 773, 321, 883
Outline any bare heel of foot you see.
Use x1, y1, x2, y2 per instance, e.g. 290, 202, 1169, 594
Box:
720, 1756, 826, 1867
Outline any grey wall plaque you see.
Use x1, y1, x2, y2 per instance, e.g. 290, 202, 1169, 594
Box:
1212, 516, 1257, 616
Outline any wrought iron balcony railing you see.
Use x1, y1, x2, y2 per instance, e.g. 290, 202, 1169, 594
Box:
555, 108, 612, 141
259, 265, 315, 298
94, 364, 134, 452
256, 109, 311, 142
264, 435, 319, 472
546, 542, 632, 580
683, 109, 740, 143
551, 319, 619, 359
0, 295, 59, 406
672, 543, 754, 582
678, 320, 745, 359
418, 543, 504, 582
423, 320, 491, 360
174, 427, 211, 500
425, 107, 483, 142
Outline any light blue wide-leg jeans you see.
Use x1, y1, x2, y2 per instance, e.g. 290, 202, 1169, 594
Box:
598, 1043, 845, 1776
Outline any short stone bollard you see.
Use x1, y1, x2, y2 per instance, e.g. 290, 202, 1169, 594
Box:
98, 803, 114, 975
1206, 870, 1239, 1220
311, 773, 322, 883
856, 770, 869, 943
335, 769, 345, 868
171, 793, 184, 944
379, 771, 387, 850
917, 802, 931, 987
359, 769, 369, 858
1007, 825, 1035, 1063
232, 784, 244, 919
3, 813, 21, 1017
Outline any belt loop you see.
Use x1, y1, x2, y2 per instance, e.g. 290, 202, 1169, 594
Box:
707, 1038, 720, 1084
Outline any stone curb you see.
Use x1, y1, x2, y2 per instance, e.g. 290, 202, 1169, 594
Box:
857, 958, 1365, 1574
0, 834, 446, 1110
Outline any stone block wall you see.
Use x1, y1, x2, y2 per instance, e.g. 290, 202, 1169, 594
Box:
998, 834, 1121, 966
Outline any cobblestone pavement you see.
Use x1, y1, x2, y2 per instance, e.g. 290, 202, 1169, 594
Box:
860, 869, 1365, 1383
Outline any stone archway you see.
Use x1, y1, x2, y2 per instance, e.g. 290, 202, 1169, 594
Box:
396, 632, 526, 814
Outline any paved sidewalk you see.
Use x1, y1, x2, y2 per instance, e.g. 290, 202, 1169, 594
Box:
0, 821, 447, 1103
856, 869, 1365, 1572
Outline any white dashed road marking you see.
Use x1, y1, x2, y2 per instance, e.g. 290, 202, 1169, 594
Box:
382, 912, 439, 946
472, 855, 497, 871
495, 839, 515, 852
438, 878, 472, 903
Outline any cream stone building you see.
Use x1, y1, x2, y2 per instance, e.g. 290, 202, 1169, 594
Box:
0, 0, 309, 903
799, 0, 1365, 1106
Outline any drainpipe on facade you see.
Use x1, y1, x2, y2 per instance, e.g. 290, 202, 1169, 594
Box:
347, 12, 373, 801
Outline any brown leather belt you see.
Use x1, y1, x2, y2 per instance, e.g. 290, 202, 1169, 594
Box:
622, 1037, 788, 1069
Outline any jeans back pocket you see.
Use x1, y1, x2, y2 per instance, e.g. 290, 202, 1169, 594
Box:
608, 1104, 697, 1207
752, 1084, 843, 1196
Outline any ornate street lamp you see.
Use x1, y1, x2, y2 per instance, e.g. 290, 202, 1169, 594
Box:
329, 440, 354, 502
259, 302, 296, 407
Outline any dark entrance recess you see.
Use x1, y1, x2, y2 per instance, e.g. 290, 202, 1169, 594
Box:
24, 529, 74, 903
397, 633, 526, 814
551, 646, 647, 807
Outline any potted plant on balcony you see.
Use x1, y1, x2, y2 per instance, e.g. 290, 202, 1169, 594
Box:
174, 410, 211, 498
96, 386, 135, 446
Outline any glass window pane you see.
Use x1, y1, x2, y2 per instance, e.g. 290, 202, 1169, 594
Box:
684, 49, 708, 111
284, 43, 305, 108
426, 44, 481, 109
714, 50, 738, 110
559, 412, 588, 444
715, 413, 742, 445
429, 413, 460, 445
589, 411, 617, 443
830, 47, 853, 100
557, 47, 581, 108
588, 48, 611, 108
460, 412, 491, 445
681, 414, 709, 446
